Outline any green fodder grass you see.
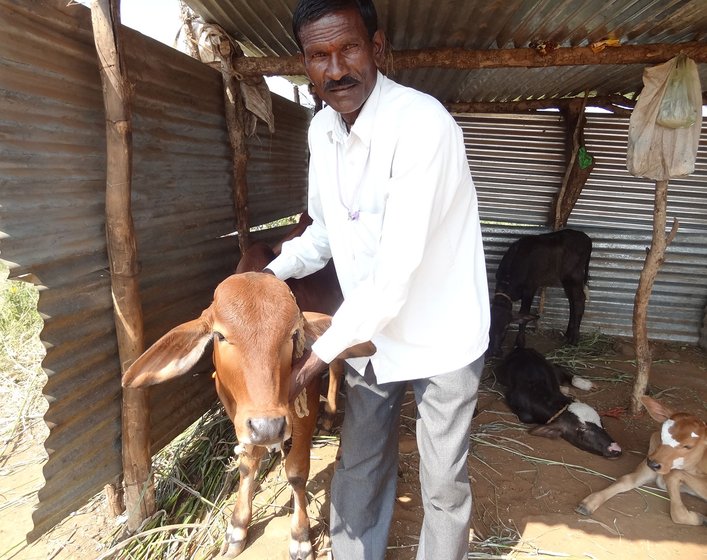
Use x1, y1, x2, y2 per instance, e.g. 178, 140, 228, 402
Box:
103, 409, 333, 560
0, 266, 46, 465
103, 408, 247, 560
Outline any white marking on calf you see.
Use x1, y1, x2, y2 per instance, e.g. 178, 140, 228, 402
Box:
672, 457, 685, 470
294, 387, 309, 418
290, 540, 313, 559
568, 402, 602, 427
608, 441, 622, 453
661, 419, 679, 447
571, 376, 594, 391
226, 522, 247, 543
692, 432, 699, 438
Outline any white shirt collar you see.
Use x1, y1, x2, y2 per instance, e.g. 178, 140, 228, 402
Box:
327, 71, 385, 148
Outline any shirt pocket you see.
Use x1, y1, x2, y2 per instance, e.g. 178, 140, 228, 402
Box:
349, 210, 385, 279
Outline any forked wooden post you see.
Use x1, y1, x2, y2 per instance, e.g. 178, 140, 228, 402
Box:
225, 74, 251, 255
631, 181, 679, 414
90, 0, 155, 530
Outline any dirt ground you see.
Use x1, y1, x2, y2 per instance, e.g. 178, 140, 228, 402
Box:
4, 330, 707, 560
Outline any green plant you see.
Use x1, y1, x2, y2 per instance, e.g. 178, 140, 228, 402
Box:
0, 264, 46, 460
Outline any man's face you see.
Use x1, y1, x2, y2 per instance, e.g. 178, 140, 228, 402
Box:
299, 9, 384, 128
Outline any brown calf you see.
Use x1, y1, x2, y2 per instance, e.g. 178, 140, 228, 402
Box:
576, 396, 707, 526
123, 272, 374, 558
236, 214, 345, 432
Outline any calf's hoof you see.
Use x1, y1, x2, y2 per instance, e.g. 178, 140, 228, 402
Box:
221, 540, 246, 558
575, 502, 593, 516
672, 511, 707, 526
221, 524, 247, 558
289, 538, 314, 560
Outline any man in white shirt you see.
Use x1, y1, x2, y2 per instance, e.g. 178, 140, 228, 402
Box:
265, 1, 490, 558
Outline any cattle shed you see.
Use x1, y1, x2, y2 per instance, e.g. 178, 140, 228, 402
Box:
1, 0, 706, 544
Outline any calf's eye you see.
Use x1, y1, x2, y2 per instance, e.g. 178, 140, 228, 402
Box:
214, 331, 226, 342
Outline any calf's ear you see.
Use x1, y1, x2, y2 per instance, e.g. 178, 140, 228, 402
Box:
302, 311, 331, 344
641, 396, 674, 423
122, 308, 214, 388
529, 423, 563, 439
301, 311, 377, 360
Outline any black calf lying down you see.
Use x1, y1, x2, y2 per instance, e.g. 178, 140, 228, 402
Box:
496, 347, 622, 458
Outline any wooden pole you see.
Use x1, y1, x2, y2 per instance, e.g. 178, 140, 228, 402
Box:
631, 181, 679, 414
90, 0, 155, 530
208, 36, 251, 254
553, 94, 590, 230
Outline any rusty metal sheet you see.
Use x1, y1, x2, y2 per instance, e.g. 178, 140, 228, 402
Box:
1, 0, 310, 541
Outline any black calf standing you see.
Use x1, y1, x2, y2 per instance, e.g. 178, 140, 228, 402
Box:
488, 229, 592, 356
496, 347, 622, 458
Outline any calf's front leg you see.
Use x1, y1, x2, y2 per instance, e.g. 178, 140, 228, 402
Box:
576, 460, 657, 516
221, 444, 266, 558
286, 378, 321, 560
516, 290, 536, 344
563, 281, 586, 345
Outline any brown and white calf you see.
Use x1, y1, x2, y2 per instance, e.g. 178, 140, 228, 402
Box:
577, 396, 707, 525
123, 272, 374, 559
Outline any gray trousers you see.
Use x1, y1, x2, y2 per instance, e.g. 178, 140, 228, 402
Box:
329, 356, 483, 560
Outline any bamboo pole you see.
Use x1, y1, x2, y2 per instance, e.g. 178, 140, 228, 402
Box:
631, 181, 679, 414
90, 0, 155, 530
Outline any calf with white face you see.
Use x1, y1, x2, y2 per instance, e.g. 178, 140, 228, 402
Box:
577, 396, 707, 526
495, 347, 622, 458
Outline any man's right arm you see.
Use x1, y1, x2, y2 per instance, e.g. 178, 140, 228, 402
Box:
265, 162, 331, 280
266, 216, 331, 280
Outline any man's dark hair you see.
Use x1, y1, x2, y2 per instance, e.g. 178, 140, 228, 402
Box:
292, 0, 378, 52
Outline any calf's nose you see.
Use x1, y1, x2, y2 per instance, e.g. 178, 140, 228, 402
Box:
646, 458, 661, 472
246, 416, 286, 445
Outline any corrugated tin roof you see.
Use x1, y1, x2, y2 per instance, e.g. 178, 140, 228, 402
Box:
185, 0, 707, 104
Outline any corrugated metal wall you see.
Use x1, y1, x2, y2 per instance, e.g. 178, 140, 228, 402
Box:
456, 112, 707, 344
1, 0, 309, 540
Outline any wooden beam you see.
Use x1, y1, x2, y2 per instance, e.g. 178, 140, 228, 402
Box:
90, 0, 154, 532
446, 95, 636, 116
231, 41, 707, 76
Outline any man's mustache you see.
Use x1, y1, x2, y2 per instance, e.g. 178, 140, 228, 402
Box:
324, 75, 360, 91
